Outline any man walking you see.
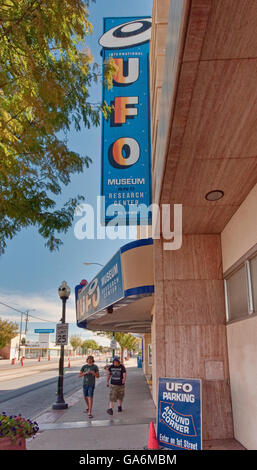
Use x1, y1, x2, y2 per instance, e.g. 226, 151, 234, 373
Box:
79, 355, 99, 418
106, 356, 126, 415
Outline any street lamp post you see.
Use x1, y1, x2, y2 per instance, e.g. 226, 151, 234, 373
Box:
52, 281, 70, 410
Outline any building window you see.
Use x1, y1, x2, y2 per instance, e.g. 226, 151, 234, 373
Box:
225, 264, 249, 322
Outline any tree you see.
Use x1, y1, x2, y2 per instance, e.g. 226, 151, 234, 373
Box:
81, 339, 99, 354
115, 333, 138, 363
0, 0, 116, 254
0, 317, 19, 350
69, 335, 82, 354
97, 331, 138, 363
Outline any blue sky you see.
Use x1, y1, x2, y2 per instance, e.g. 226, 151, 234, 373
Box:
0, 0, 153, 344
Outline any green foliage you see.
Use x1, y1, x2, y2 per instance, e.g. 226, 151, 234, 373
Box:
97, 331, 139, 362
113, 332, 138, 351
69, 335, 82, 351
0, 0, 114, 254
81, 339, 100, 353
0, 413, 39, 442
0, 317, 19, 350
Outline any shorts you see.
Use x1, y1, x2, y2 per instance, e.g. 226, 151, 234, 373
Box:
110, 384, 125, 402
83, 384, 95, 398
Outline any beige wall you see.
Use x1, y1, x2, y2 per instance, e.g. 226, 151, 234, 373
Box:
136, 225, 152, 240
221, 182, 257, 273
227, 316, 257, 449
222, 181, 257, 449
120, 244, 154, 292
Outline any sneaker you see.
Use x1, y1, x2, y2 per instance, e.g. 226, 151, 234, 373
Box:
107, 408, 113, 415
118, 406, 122, 412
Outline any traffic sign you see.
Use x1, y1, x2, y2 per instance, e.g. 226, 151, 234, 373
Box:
34, 329, 54, 333
110, 340, 117, 349
56, 323, 69, 345
39, 333, 50, 348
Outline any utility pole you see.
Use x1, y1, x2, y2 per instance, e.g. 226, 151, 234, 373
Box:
19, 309, 35, 357
18, 312, 23, 360
25, 310, 29, 335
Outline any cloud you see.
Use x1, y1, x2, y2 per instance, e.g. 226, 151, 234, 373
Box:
0, 288, 110, 346
0, 288, 76, 323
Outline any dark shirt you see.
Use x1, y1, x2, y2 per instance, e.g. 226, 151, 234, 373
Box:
108, 364, 126, 386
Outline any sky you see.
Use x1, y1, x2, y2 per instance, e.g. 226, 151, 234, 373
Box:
0, 0, 153, 345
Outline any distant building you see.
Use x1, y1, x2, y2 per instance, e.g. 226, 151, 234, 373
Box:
0, 334, 24, 360
0, 336, 73, 360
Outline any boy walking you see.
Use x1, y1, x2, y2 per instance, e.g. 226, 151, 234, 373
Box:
106, 356, 126, 415
79, 355, 99, 418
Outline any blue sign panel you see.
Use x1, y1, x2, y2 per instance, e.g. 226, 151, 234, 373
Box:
100, 17, 152, 225
76, 249, 124, 326
34, 329, 54, 333
157, 378, 202, 450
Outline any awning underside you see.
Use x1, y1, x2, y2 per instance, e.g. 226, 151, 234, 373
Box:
78, 294, 153, 334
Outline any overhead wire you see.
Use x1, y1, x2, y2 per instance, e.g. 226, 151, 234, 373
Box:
0, 300, 55, 323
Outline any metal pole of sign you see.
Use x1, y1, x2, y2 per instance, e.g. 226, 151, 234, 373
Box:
57, 299, 66, 408
52, 282, 70, 410
112, 332, 115, 360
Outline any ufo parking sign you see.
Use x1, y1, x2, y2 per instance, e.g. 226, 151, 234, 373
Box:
157, 378, 202, 450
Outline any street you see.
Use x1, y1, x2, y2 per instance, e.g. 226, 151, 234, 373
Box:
0, 358, 105, 421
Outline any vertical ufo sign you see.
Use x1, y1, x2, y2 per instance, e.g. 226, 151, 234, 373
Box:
99, 17, 152, 226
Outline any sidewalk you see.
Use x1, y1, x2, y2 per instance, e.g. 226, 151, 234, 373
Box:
27, 358, 156, 450
25, 357, 245, 451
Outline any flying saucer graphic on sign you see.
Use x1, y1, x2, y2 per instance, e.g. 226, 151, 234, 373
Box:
99, 18, 152, 49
